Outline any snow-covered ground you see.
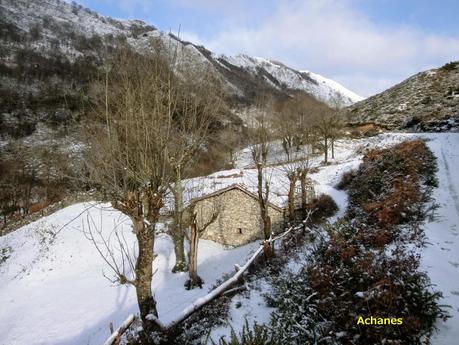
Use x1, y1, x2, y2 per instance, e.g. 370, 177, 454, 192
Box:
421, 133, 459, 344
0, 133, 458, 345
0, 204, 258, 345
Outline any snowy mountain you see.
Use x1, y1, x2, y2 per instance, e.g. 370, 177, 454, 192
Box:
219, 54, 364, 106
0, 0, 363, 140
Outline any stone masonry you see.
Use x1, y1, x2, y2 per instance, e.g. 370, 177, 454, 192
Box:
189, 185, 284, 247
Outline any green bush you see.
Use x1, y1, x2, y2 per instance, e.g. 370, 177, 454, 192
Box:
213, 321, 281, 345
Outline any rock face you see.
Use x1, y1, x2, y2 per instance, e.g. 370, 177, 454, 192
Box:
345, 62, 459, 131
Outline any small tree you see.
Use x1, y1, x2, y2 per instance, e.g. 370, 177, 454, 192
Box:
167, 65, 224, 273
250, 94, 274, 255
185, 201, 220, 289
328, 98, 345, 160
313, 105, 340, 163
219, 127, 242, 168
282, 159, 311, 224
274, 93, 321, 161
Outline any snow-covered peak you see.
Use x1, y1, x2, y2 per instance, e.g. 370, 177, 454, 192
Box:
301, 70, 365, 105
1, 0, 363, 112
219, 53, 364, 106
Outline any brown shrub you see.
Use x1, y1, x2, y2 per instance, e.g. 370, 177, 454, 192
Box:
306, 194, 338, 222
336, 169, 356, 190
28, 200, 50, 214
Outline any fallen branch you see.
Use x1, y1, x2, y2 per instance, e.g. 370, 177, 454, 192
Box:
103, 314, 136, 345
163, 244, 265, 329
222, 285, 246, 296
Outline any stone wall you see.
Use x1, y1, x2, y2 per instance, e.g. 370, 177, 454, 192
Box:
192, 188, 284, 247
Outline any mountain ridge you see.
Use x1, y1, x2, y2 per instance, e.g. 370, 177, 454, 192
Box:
0, 0, 363, 141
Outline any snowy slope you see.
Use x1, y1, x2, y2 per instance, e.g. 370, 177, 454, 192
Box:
303, 69, 365, 105
220, 54, 364, 106
177, 134, 410, 211
0, 0, 211, 66
0, 203, 259, 345
208, 133, 459, 343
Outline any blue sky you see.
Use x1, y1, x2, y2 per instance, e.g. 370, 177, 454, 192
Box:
74, 0, 459, 96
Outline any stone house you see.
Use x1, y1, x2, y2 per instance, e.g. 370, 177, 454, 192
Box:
187, 184, 284, 246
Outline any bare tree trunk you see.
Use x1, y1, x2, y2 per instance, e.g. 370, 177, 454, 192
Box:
287, 173, 297, 223
331, 138, 335, 159
132, 219, 159, 333
324, 136, 328, 163
282, 138, 291, 162
300, 170, 309, 220
256, 165, 269, 239
187, 220, 203, 289
263, 215, 273, 256
172, 170, 187, 272
112, 194, 162, 334
264, 215, 272, 239
185, 203, 218, 290
172, 234, 186, 272
256, 163, 273, 256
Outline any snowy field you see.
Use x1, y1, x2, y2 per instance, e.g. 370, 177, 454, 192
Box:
0, 204, 259, 345
0, 133, 458, 344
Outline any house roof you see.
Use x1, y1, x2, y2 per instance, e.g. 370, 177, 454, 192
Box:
188, 183, 284, 212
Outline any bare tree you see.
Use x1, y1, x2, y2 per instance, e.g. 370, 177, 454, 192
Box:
273, 93, 322, 162
249, 94, 274, 255
286, 168, 298, 224
299, 167, 310, 212
167, 65, 224, 273
272, 99, 296, 162
84, 41, 221, 333
85, 39, 225, 332
184, 201, 220, 289
328, 102, 344, 160
313, 105, 340, 163
282, 158, 311, 224
219, 127, 242, 168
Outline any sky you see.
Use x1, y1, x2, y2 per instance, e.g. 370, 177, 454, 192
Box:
73, 0, 459, 97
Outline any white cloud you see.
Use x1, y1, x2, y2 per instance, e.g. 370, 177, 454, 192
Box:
185, 0, 459, 96
179, 30, 205, 46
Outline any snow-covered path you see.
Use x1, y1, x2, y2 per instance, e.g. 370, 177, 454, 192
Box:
422, 133, 459, 344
